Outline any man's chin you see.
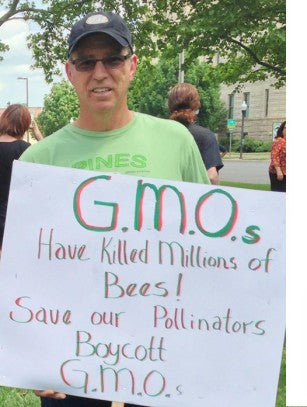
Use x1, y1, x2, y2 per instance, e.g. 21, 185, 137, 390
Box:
90, 101, 114, 113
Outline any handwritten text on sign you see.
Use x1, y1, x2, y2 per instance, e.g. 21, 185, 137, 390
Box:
0, 161, 285, 407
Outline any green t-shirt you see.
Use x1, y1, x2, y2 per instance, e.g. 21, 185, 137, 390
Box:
20, 112, 210, 184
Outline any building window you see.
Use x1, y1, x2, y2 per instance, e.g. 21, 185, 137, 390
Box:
243, 92, 250, 118
228, 94, 234, 119
265, 89, 269, 117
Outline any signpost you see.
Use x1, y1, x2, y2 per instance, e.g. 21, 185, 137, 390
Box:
227, 119, 237, 156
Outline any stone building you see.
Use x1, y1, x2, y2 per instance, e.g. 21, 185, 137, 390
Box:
219, 79, 286, 141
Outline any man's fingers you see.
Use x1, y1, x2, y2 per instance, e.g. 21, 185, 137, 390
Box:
34, 389, 66, 399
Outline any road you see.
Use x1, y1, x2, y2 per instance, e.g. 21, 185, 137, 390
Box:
219, 160, 270, 184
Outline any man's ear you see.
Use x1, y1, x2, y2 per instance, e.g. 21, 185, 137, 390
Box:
65, 61, 73, 83
129, 54, 138, 81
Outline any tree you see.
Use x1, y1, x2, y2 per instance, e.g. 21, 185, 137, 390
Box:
0, 0, 148, 81
128, 58, 177, 119
145, 0, 286, 88
128, 56, 227, 133
36, 80, 79, 136
0, 0, 285, 86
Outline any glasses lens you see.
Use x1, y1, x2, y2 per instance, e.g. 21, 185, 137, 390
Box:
104, 55, 127, 69
75, 59, 96, 72
72, 54, 130, 72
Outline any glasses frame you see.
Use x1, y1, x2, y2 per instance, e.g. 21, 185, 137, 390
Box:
70, 53, 132, 72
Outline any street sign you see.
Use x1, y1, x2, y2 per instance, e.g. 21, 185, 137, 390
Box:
227, 119, 237, 129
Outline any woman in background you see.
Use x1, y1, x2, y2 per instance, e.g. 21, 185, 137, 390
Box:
269, 121, 286, 192
168, 83, 223, 185
0, 104, 42, 251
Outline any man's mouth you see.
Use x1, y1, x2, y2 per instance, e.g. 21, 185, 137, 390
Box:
92, 87, 111, 93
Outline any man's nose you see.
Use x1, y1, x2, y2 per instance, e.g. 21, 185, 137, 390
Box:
92, 60, 108, 79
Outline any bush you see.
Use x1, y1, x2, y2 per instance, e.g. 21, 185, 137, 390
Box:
218, 136, 272, 153
243, 138, 272, 152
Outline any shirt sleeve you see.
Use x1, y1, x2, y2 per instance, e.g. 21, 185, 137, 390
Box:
188, 125, 224, 171
271, 139, 282, 168
200, 132, 224, 171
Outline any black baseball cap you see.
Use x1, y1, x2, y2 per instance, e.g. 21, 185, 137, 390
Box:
68, 11, 133, 56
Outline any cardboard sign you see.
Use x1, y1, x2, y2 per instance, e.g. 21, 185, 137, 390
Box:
0, 161, 285, 407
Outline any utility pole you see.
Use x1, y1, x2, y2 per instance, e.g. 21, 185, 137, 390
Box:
240, 101, 247, 159
178, 50, 185, 83
18, 77, 29, 142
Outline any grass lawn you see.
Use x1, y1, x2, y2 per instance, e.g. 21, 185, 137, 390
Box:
0, 387, 39, 406
0, 180, 286, 406
221, 181, 270, 191
276, 344, 286, 407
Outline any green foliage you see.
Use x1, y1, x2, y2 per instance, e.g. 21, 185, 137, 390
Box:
0, 387, 39, 406
219, 136, 272, 152
0, 0, 285, 87
137, 0, 286, 87
128, 58, 176, 118
185, 63, 228, 133
0, 41, 9, 61
128, 56, 227, 133
276, 343, 286, 407
36, 80, 79, 136
242, 137, 272, 152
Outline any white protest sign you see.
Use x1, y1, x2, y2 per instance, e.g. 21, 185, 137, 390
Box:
0, 161, 285, 407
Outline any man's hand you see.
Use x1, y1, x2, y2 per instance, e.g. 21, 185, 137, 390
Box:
34, 389, 66, 399
31, 121, 44, 141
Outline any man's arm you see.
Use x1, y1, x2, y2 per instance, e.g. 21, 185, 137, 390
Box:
207, 167, 219, 185
30, 121, 44, 141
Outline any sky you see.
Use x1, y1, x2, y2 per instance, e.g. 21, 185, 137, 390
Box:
0, 9, 64, 108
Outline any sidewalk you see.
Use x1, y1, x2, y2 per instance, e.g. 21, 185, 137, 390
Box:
223, 152, 270, 161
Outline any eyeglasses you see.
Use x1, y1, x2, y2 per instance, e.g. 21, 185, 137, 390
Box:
70, 54, 131, 72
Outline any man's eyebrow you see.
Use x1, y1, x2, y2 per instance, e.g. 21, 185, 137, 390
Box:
73, 52, 122, 59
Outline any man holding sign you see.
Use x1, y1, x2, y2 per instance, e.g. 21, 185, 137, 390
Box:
19, 9, 210, 407
20, 11, 209, 185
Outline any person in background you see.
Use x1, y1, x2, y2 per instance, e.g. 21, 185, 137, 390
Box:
219, 144, 227, 158
269, 120, 286, 192
0, 104, 42, 253
168, 82, 223, 185
19, 10, 210, 407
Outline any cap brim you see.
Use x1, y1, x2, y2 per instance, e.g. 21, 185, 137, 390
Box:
68, 30, 132, 56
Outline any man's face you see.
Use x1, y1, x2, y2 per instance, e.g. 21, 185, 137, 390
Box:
66, 33, 137, 115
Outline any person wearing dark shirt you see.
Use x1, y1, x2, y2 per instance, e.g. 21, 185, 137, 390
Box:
168, 82, 224, 184
219, 144, 227, 158
0, 104, 42, 251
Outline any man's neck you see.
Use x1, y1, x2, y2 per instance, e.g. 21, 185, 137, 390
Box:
75, 109, 134, 132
